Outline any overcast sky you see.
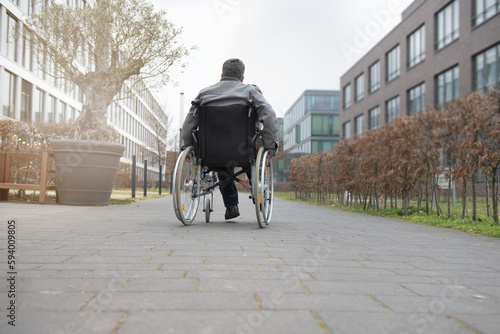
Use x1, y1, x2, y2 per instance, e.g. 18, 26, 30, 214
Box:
151, 0, 415, 129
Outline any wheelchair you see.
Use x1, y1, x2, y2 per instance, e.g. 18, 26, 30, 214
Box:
172, 98, 274, 228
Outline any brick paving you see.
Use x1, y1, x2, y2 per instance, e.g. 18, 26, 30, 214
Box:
0, 194, 499, 334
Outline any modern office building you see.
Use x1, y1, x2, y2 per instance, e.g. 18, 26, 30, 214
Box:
340, 0, 500, 139
0, 0, 168, 181
283, 90, 340, 180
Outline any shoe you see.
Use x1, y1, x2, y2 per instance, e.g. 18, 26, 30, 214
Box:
225, 205, 240, 220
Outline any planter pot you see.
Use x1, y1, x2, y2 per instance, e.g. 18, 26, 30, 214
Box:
50, 139, 125, 206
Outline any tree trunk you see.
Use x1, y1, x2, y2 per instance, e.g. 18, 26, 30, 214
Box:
74, 80, 122, 141
472, 170, 477, 221
461, 178, 467, 219
447, 177, 452, 218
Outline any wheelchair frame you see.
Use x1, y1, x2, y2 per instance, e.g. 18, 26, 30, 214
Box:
172, 99, 274, 228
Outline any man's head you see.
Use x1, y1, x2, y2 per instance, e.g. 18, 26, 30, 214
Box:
222, 58, 245, 81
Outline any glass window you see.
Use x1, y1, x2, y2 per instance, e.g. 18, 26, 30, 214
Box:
295, 124, 301, 144
436, 65, 459, 104
369, 106, 380, 130
436, 0, 459, 50
386, 45, 400, 82
311, 115, 339, 136
20, 80, 32, 122
343, 121, 351, 139
332, 115, 339, 136
408, 83, 426, 116
474, 43, 500, 92
5, 13, 19, 62
369, 61, 381, 93
2, 70, 16, 118
22, 29, 33, 71
70, 106, 77, 122
408, 25, 426, 68
474, 0, 500, 26
312, 140, 335, 154
386, 96, 400, 123
48, 95, 56, 123
61, 102, 67, 122
355, 114, 364, 136
355, 73, 365, 102
343, 84, 351, 109
34, 89, 45, 122
16, 0, 35, 15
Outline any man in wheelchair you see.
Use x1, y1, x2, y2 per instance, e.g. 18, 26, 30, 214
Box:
180, 58, 279, 221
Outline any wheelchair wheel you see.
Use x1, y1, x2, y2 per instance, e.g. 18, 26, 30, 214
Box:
173, 146, 200, 226
254, 147, 274, 228
205, 198, 211, 223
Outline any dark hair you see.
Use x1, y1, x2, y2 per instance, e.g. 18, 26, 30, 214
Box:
222, 58, 245, 80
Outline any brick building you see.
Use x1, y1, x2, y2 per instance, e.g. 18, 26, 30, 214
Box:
340, 0, 500, 138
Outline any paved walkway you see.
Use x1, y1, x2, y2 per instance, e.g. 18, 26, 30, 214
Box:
0, 194, 499, 334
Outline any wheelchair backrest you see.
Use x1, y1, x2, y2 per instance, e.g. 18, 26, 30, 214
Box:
197, 100, 257, 168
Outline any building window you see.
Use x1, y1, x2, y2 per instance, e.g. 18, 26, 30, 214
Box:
369, 61, 381, 93
48, 95, 56, 123
355, 73, 364, 102
295, 124, 301, 144
435, 0, 459, 50
369, 106, 380, 131
311, 114, 339, 136
305, 94, 338, 110
386, 96, 400, 123
408, 25, 425, 68
61, 102, 68, 122
474, 0, 500, 26
70, 106, 77, 121
474, 43, 500, 92
355, 114, 364, 136
436, 65, 459, 105
21, 80, 33, 122
386, 45, 400, 82
408, 83, 426, 116
312, 140, 335, 154
2, 70, 16, 118
34, 89, 45, 122
343, 121, 351, 139
22, 30, 33, 71
16, 0, 35, 15
343, 84, 351, 109
5, 13, 19, 62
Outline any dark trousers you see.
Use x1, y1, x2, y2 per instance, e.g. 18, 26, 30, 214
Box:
217, 168, 250, 208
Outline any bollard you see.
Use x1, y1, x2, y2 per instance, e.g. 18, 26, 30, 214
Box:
170, 171, 173, 194
144, 160, 147, 197
131, 155, 136, 198
159, 165, 162, 195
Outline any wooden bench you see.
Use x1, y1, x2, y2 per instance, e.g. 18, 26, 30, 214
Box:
0, 152, 57, 204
